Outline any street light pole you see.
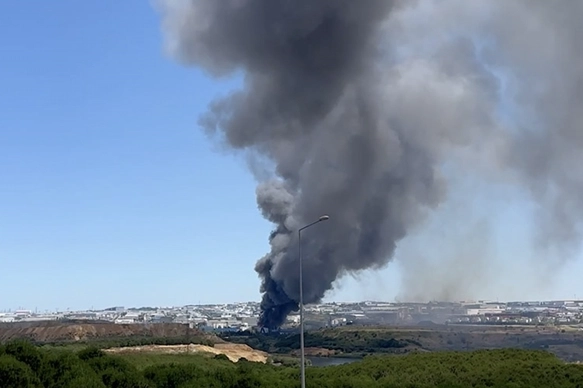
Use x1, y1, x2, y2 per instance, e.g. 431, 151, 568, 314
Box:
299, 215, 330, 388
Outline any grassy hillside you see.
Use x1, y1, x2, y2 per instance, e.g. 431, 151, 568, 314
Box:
1, 340, 582, 387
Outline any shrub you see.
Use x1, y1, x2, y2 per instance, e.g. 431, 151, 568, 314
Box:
0, 354, 42, 388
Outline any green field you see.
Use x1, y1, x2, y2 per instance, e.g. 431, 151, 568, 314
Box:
1, 340, 583, 387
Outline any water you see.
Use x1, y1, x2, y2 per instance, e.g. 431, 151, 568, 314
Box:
307, 357, 361, 367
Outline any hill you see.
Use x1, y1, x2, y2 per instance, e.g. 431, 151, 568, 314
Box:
0, 321, 219, 346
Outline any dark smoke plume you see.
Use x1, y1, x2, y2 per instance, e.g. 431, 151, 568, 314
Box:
159, 0, 583, 326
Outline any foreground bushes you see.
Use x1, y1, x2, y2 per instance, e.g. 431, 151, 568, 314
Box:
0, 340, 582, 387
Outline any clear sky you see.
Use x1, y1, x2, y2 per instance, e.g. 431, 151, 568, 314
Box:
1, 1, 582, 312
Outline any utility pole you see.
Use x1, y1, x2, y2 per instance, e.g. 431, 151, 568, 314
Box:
299, 215, 330, 388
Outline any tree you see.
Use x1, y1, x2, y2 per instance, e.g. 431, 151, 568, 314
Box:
0, 354, 42, 388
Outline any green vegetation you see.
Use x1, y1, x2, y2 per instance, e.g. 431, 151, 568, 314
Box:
221, 326, 583, 363
1, 339, 582, 387
221, 328, 420, 356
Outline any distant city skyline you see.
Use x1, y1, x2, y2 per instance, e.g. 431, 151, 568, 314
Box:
3, 290, 583, 314
2, 300, 581, 332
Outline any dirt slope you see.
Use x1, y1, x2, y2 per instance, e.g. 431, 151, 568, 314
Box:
0, 321, 219, 344
104, 343, 268, 363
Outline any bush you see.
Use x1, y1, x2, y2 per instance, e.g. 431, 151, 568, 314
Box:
40, 352, 104, 388
0, 354, 42, 388
3, 340, 45, 373
78, 347, 107, 361
143, 363, 208, 387
1, 339, 583, 387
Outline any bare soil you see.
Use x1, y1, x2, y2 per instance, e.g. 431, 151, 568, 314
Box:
0, 321, 219, 343
104, 343, 268, 363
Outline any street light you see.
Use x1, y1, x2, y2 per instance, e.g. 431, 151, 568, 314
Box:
299, 214, 330, 388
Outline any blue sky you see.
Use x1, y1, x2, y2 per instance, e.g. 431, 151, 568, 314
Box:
1, 1, 582, 311
0, 1, 268, 311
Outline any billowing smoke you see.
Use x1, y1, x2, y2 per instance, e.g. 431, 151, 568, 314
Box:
158, 0, 583, 327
